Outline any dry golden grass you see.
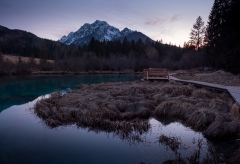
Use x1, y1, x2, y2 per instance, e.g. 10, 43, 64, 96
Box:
2, 54, 54, 64
231, 103, 240, 118
187, 108, 216, 131
192, 89, 213, 99
34, 80, 239, 139
203, 119, 239, 139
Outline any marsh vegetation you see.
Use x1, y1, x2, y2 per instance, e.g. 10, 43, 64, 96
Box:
35, 80, 240, 140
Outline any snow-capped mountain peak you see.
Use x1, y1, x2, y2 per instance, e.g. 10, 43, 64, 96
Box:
92, 20, 108, 27
120, 28, 133, 37
59, 20, 152, 46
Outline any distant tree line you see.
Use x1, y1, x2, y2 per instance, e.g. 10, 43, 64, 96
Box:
54, 37, 205, 72
0, 36, 205, 75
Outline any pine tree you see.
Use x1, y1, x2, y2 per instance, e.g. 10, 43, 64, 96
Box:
135, 39, 145, 56
121, 38, 131, 55
206, 0, 240, 73
189, 16, 205, 50
0, 51, 3, 62
88, 37, 96, 52
205, 0, 229, 66
224, 0, 240, 73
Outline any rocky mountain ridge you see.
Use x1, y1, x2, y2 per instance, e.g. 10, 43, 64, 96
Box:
59, 20, 153, 46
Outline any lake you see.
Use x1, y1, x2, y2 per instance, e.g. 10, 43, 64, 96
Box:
0, 75, 231, 163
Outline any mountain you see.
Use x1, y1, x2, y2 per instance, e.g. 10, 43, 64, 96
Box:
117, 31, 152, 43
59, 20, 153, 46
0, 25, 73, 59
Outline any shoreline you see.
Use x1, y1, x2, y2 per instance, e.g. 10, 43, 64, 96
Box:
1, 68, 240, 87
0, 70, 143, 77
31, 70, 142, 75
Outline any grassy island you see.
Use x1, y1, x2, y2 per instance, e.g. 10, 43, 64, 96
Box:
35, 79, 240, 140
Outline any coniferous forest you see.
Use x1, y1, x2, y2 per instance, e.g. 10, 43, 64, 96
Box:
0, 0, 239, 75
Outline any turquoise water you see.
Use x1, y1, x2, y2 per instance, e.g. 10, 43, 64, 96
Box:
0, 75, 140, 111
0, 75, 227, 163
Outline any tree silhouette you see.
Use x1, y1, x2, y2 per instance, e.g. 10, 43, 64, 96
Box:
0, 51, 3, 62
206, 0, 240, 73
189, 16, 205, 50
121, 38, 131, 55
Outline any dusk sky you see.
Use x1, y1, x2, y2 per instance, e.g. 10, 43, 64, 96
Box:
0, 0, 214, 46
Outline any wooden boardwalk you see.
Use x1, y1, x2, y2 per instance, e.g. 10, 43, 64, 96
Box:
170, 76, 240, 105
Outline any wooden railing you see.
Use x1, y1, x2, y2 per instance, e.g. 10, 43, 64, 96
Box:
143, 68, 169, 80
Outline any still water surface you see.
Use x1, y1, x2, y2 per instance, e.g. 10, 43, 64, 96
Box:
0, 75, 213, 163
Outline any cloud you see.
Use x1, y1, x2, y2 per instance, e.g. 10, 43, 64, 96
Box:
145, 18, 166, 26
145, 15, 181, 26
170, 14, 182, 23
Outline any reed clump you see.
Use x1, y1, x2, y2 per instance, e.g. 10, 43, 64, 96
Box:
154, 101, 194, 119
158, 134, 181, 151
203, 118, 240, 139
162, 138, 222, 163
186, 109, 216, 131
231, 103, 240, 118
